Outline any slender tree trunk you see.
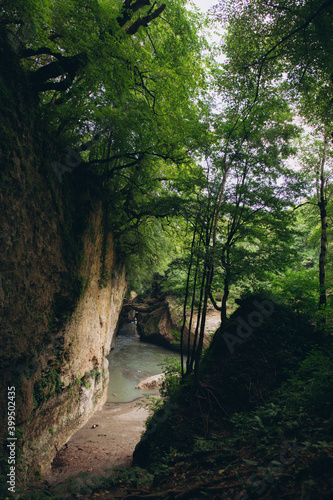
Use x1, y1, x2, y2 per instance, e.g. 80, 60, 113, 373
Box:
206, 168, 229, 315
186, 255, 200, 373
221, 274, 230, 323
192, 210, 215, 380
318, 202, 327, 309
194, 269, 210, 385
188, 264, 206, 374
212, 168, 229, 249
318, 135, 328, 310
180, 219, 198, 378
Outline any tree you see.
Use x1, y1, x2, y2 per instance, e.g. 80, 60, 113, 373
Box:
208, 81, 303, 319
3, 0, 167, 92
1, 0, 212, 289
207, 0, 333, 329
212, 0, 333, 127
2, 0, 209, 155
297, 128, 333, 309
173, 1, 314, 379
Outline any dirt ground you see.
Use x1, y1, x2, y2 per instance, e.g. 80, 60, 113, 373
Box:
44, 399, 150, 485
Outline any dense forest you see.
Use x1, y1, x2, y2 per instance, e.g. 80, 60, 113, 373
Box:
1, 0, 333, 498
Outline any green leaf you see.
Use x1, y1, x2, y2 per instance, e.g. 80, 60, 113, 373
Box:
242, 459, 258, 466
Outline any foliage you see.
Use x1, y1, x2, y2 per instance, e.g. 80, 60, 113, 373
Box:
213, 0, 333, 125
162, 262, 189, 297
131, 296, 318, 472
158, 355, 182, 401
174, 58, 307, 376
165, 0, 333, 378
1, 0, 211, 297
271, 266, 318, 316
117, 219, 175, 294
227, 344, 333, 469
32, 369, 64, 409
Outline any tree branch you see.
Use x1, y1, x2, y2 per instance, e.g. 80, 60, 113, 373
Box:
29, 53, 88, 92
117, 0, 151, 28
126, 4, 166, 35
209, 292, 223, 311
20, 47, 63, 59
292, 201, 318, 211
248, 0, 333, 110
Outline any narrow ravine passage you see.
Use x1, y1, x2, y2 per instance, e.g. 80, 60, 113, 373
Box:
44, 323, 182, 485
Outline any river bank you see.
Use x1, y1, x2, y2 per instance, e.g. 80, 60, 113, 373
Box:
40, 322, 179, 487
43, 400, 150, 485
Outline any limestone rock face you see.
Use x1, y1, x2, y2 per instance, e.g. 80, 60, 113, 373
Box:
17, 208, 127, 482
136, 300, 176, 348
0, 42, 127, 485
136, 374, 164, 390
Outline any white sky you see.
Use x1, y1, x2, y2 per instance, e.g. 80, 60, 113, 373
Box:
188, 0, 225, 65
190, 0, 218, 12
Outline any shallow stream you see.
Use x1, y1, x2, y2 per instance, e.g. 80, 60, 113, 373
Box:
107, 322, 182, 402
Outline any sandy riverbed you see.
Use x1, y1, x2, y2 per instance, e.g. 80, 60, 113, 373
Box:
44, 399, 150, 485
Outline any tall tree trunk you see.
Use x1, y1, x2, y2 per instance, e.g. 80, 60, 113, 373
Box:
192, 211, 216, 381
318, 201, 327, 309
318, 135, 328, 310
188, 264, 206, 374
186, 254, 200, 373
193, 267, 210, 384
206, 168, 229, 314
180, 218, 198, 378
221, 274, 230, 323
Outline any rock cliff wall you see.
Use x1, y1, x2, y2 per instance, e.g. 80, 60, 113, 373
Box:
1, 196, 126, 484
0, 32, 127, 486
19, 209, 127, 482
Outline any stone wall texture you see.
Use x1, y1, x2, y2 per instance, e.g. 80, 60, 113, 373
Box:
19, 209, 127, 481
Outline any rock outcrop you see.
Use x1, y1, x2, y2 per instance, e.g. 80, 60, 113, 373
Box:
5, 207, 127, 483
136, 374, 164, 390
129, 295, 221, 352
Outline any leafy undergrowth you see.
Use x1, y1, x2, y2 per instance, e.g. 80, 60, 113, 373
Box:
17, 341, 333, 500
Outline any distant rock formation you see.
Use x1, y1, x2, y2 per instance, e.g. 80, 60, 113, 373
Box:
123, 293, 220, 352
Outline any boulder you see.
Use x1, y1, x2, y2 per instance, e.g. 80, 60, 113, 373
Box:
136, 374, 164, 390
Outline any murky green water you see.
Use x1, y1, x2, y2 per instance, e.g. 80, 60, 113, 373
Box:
107, 322, 182, 402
